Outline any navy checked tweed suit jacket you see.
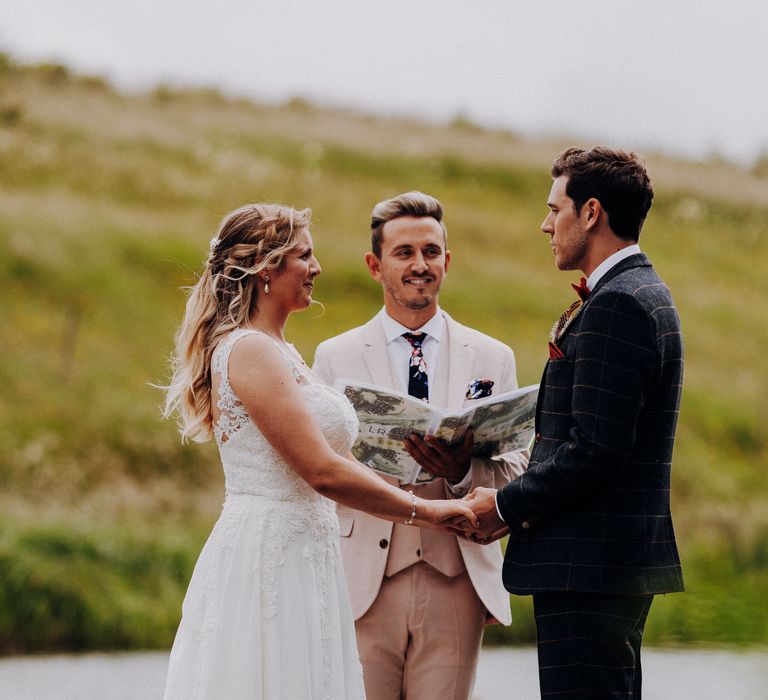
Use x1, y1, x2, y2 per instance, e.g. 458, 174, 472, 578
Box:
497, 253, 684, 595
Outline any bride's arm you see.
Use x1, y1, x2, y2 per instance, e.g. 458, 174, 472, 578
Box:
228, 334, 477, 529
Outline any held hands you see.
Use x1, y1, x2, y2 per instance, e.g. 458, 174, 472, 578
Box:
399, 428, 509, 542
404, 428, 474, 484
445, 487, 510, 545
415, 496, 479, 531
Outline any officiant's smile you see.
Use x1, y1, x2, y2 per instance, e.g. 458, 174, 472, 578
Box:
365, 214, 451, 325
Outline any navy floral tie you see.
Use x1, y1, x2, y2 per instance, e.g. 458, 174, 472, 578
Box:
402, 332, 429, 402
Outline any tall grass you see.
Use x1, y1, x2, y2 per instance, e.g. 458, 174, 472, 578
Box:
1, 56, 766, 651
0, 518, 206, 653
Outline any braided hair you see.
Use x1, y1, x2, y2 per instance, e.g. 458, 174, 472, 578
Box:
163, 203, 310, 442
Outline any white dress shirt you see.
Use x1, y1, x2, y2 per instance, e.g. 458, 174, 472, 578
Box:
379, 307, 479, 492
586, 244, 641, 291
379, 307, 445, 401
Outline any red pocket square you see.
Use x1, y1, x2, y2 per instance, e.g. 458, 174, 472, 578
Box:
548, 342, 565, 360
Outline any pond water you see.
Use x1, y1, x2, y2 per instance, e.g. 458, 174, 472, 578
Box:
0, 646, 766, 699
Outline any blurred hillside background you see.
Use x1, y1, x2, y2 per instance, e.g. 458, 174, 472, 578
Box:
1, 54, 766, 654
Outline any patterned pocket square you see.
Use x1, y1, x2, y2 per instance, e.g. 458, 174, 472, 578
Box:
466, 379, 494, 400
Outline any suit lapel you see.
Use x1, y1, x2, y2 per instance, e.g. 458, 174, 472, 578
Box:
441, 314, 475, 409
556, 253, 652, 345
360, 316, 398, 388
539, 254, 654, 427
589, 252, 651, 296
359, 311, 476, 407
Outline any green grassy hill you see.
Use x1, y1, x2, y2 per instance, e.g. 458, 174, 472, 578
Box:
1, 56, 767, 652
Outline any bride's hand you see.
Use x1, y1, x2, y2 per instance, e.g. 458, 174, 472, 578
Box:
414, 498, 479, 530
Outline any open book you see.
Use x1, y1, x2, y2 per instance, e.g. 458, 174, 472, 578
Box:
333, 379, 539, 484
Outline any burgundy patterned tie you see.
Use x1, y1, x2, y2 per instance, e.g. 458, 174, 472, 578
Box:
402, 332, 429, 402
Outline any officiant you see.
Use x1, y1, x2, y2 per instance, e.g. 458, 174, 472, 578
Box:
313, 191, 529, 700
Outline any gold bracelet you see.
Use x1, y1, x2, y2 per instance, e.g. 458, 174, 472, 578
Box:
404, 490, 416, 525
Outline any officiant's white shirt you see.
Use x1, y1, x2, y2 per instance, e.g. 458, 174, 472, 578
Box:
379, 306, 444, 401
379, 307, 478, 493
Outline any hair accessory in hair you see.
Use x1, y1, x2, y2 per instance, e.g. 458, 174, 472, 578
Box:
209, 236, 221, 253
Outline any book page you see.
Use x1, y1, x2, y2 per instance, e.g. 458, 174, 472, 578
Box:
335, 379, 538, 481
336, 381, 433, 483
431, 410, 475, 445
470, 385, 538, 457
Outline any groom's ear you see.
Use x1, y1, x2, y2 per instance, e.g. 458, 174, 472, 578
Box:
364, 252, 383, 282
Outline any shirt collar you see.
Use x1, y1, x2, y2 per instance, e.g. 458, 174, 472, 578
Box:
380, 307, 444, 345
587, 244, 642, 290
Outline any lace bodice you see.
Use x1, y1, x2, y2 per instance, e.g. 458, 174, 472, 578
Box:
164, 329, 365, 700
211, 328, 359, 502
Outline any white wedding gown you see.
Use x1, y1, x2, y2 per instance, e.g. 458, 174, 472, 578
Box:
163, 328, 366, 700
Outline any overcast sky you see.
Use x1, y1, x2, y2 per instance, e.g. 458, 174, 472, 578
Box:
3, 1, 767, 164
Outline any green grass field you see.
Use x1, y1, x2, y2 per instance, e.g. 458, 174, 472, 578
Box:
1, 55, 767, 652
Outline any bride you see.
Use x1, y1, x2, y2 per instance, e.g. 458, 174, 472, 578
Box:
161, 203, 477, 699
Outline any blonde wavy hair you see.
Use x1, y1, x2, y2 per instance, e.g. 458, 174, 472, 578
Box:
163, 203, 311, 442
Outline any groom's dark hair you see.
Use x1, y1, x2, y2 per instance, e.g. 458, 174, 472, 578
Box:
370, 191, 447, 258
552, 147, 654, 242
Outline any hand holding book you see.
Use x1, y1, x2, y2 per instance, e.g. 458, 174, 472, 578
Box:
403, 428, 475, 484
334, 379, 539, 484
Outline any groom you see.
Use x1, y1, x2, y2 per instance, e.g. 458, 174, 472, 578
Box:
461, 147, 685, 699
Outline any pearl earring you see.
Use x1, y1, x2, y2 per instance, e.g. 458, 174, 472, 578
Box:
264, 276, 270, 294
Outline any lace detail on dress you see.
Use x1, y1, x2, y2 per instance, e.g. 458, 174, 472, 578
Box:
212, 329, 271, 444
212, 329, 250, 444
201, 329, 358, 700
301, 506, 341, 699
211, 328, 317, 445
166, 327, 364, 700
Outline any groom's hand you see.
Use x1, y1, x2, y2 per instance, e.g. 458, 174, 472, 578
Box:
445, 487, 509, 544
403, 428, 474, 484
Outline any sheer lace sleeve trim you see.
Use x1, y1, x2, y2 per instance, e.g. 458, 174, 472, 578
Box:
211, 328, 307, 445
